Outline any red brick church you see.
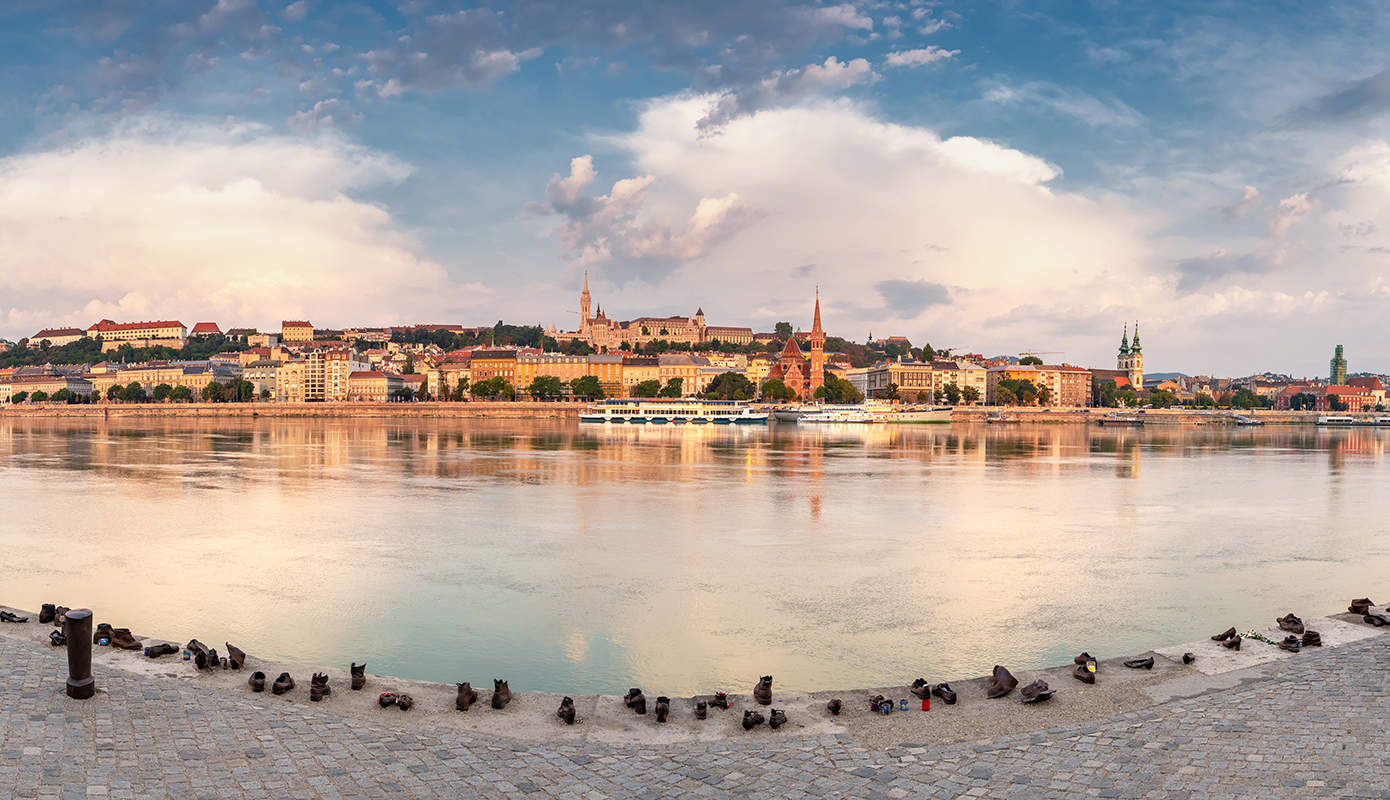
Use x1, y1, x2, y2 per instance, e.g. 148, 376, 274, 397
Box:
767, 293, 827, 401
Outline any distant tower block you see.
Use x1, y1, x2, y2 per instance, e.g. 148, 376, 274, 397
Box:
1330, 344, 1348, 385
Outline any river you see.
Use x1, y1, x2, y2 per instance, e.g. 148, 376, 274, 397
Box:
1, 417, 1384, 695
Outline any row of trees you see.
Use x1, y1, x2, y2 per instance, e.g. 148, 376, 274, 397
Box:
1, 334, 251, 370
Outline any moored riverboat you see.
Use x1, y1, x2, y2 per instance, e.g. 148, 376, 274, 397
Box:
580, 399, 768, 425
796, 404, 885, 424
880, 406, 954, 424
1315, 415, 1390, 427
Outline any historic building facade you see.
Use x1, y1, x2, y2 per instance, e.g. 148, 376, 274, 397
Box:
1117, 323, 1144, 388
765, 293, 826, 401
554, 273, 755, 350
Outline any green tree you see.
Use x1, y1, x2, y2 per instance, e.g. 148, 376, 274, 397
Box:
30, 390, 49, 403
528, 375, 566, 398
403, 355, 415, 375
632, 379, 662, 398
1149, 389, 1176, 409
471, 377, 515, 399
1192, 392, 1217, 408
774, 321, 793, 341
106, 384, 121, 401
455, 377, 470, 400
51, 388, 72, 403
703, 372, 755, 400
961, 386, 980, 405
201, 381, 225, 402
813, 374, 862, 403
1327, 393, 1349, 412
760, 378, 796, 402
995, 378, 1042, 405
942, 383, 962, 404
1018, 355, 1043, 365
10, 391, 28, 404
1230, 387, 1260, 410
119, 382, 147, 403
170, 385, 193, 403
152, 383, 173, 402
1092, 379, 1119, 408
658, 377, 684, 398
995, 386, 1018, 406
569, 375, 604, 399
235, 380, 256, 401
260, 388, 271, 400
392, 387, 415, 402
879, 382, 899, 400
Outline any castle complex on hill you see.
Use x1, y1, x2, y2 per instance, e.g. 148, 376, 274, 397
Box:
551, 273, 756, 350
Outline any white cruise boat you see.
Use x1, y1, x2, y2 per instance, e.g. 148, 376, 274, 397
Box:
580, 399, 769, 425
797, 404, 886, 424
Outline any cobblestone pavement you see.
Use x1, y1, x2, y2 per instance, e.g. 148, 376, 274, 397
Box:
1, 634, 1388, 800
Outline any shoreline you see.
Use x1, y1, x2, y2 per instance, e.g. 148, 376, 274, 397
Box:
3, 599, 1382, 748
0, 403, 1341, 424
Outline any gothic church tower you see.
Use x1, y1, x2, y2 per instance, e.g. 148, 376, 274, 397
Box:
809, 290, 826, 395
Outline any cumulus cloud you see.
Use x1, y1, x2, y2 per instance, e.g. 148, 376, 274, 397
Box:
1267, 192, 1314, 238
530, 155, 766, 280
1220, 185, 1262, 223
566, 94, 1151, 349
884, 47, 958, 68
697, 56, 878, 130
0, 117, 485, 338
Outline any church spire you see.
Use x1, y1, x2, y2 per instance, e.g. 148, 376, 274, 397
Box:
1119, 323, 1130, 356
811, 288, 823, 335
1131, 322, 1141, 353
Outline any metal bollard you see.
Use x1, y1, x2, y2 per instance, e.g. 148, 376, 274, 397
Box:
63, 609, 95, 699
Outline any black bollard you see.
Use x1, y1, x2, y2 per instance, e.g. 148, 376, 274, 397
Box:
63, 609, 95, 700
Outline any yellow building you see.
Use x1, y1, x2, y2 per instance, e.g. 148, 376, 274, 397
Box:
515, 353, 591, 389
86, 319, 186, 342
281, 320, 315, 343
621, 356, 660, 395
469, 350, 518, 384
986, 364, 1091, 407
347, 371, 404, 402
30, 328, 85, 348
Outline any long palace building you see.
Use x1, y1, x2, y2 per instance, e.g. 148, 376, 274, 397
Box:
550, 273, 755, 350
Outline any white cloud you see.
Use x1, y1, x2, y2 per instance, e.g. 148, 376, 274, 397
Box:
884, 47, 958, 68
0, 117, 485, 338
983, 81, 1146, 128
566, 94, 1153, 352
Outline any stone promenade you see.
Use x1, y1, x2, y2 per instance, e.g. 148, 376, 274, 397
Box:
1, 632, 1388, 800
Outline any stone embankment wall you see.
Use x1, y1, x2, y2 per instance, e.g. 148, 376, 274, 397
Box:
949, 407, 1327, 425
0, 402, 582, 419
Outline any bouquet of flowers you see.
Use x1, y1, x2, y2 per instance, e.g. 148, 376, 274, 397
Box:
1241, 629, 1276, 645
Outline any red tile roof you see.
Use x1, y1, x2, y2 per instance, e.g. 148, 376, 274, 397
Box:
86, 319, 184, 333
190, 322, 221, 335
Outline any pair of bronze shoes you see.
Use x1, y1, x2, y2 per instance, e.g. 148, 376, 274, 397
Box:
753, 676, 773, 706
1283, 631, 1321, 650
108, 628, 141, 650
144, 643, 179, 658
1212, 627, 1243, 650
456, 682, 479, 711
1073, 653, 1097, 684
248, 672, 293, 694
1364, 613, 1390, 627
1349, 598, 1375, 615
186, 640, 220, 670
623, 688, 647, 715
49, 630, 66, 647
710, 692, 730, 709
556, 696, 576, 725
378, 692, 413, 710
1276, 614, 1304, 634
987, 666, 1018, 698
1124, 657, 1154, 670
742, 710, 766, 730
1278, 636, 1301, 653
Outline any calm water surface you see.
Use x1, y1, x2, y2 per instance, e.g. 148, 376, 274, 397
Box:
1, 417, 1386, 695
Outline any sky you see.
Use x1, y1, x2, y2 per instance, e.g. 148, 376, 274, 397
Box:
2, 1, 1389, 376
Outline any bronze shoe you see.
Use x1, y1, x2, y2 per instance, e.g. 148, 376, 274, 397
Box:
248, 671, 266, 692
94, 623, 115, 644
1072, 664, 1095, 684
695, 700, 708, 719
272, 672, 295, 695
623, 688, 646, 715
556, 696, 576, 725
769, 708, 788, 729
396, 694, 413, 711
711, 692, 729, 709
655, 696, 670, 723
753, 675, 773, 706
1123, 657, 1154, 670
225, 643, 246, 670
49, 630, 66, 647
1183, 653, 1195, 665
1073, 652, 1094, 665
825, 698, 841, 715
1349, 598, 1374, 614
1276, 614, 1304, 634
1211, 627, 1237, 641
1302, 631, 1322, 647
931, 683, 958, 705
909, 678, 932, 700
0, 611, 29, 623
1222, 635, 1242, 650
742, 709, 765, 730
1020, 680, 1054, 703
351, 663, 367, 691
1278, 635, 1301, 653
39, 604, 56, 624
144, 643, 179, 658
456, 682, 478, 711
309, 672, 331, 700
490, 679, 511, 709
109, 628, 143, 651
986, 666, 1017, 699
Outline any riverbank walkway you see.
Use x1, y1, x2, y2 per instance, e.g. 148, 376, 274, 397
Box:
1, 624, 1387, 799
